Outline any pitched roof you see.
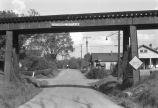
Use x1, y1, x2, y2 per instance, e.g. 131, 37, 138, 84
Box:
138, 45, 158, 54
91, 53, 122, 62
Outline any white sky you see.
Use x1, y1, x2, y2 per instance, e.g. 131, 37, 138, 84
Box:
1, 0, 158, 58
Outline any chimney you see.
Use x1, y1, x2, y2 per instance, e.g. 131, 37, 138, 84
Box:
149, 44, 152, 48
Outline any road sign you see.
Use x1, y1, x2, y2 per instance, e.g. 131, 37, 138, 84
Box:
129, 56, 143, 70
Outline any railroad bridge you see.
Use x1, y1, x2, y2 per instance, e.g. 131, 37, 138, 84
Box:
1, 10, 158, 85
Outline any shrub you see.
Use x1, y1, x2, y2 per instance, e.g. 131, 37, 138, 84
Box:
30, 57, 50, 70
150, 70, 158, 79
20, 56, 58, 78
56, 60, 64, 69
86, 68, 108, 79
21, 56, 57, 71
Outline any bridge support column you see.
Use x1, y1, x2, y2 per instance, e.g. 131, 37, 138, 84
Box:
13, 32, 19, 55
4, 31, 19, 82
4, 31, 13, 81
122, 28, 130, 75
122, 28, 130, 88
13, 32, 20, 75
123, 28, 130, 53
129, 25, 140, 85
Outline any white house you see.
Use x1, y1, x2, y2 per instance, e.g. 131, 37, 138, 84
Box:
138, 45, 158, 69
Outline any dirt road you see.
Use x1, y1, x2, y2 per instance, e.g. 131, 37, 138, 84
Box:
19, 69, 123, 108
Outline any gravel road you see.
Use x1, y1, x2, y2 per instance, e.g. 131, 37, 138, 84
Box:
18, 69, 123, 108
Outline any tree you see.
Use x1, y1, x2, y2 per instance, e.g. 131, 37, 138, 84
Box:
84, 53, 91, 62
25, 33, 74, 60
0, 10, 18, 18
27, 9, 40, 16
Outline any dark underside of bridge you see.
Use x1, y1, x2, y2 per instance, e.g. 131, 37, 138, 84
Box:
1, 10, 158, 85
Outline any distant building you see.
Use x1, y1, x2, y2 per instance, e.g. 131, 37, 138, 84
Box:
90, 44, 158, 70
139, 45, 158, 69
91, 53, 121, 70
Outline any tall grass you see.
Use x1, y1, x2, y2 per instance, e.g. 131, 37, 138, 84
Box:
0, 81, 41, 108
134, 71, 158, 108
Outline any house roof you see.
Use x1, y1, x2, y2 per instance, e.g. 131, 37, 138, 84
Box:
138, 45, 158, 54
91, 53, 122, 62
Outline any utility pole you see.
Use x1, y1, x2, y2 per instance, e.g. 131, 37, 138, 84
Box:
118, 30, 121, 80
81, 44, 82, 69
105, 31, 121, 80
83, 37, 91, 54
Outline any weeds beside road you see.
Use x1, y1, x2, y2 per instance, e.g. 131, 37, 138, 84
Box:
0, 81, 41, 108
0, 63, 60, 108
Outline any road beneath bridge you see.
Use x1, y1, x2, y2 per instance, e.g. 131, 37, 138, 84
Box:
19, 69, 123, 108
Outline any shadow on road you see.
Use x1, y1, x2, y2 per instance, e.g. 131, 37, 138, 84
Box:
40, 84, 95, 89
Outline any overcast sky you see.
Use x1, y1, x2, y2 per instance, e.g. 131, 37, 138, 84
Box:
1, 0, 158, 58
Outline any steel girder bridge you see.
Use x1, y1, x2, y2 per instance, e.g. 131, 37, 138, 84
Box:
1, 10, 158, 85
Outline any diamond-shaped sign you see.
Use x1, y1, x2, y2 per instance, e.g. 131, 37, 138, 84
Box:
129, 56, 143, 70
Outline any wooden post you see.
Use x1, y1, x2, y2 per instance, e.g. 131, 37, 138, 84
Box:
130, 25, 140, 85
4, 31, 13, 81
